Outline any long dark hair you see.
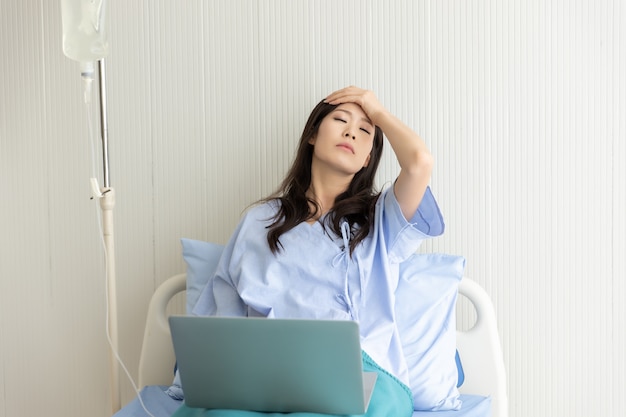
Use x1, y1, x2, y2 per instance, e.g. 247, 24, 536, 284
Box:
262, 99, 384, 255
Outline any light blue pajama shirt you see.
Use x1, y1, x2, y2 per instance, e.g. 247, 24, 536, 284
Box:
193, 186, 444, 388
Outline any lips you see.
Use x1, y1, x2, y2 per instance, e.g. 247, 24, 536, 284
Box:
337, 142, 355, 154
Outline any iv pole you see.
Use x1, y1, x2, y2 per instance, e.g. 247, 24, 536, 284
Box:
96, 58, 121, 413
60, 1, 118, 412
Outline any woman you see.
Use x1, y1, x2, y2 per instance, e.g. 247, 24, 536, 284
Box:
187, 86, 444, 417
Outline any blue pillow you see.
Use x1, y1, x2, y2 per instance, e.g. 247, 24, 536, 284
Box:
166, 239, 225, 401
181, 238, 224, 314
177, 239, 464, 411
396, 252, 465, 411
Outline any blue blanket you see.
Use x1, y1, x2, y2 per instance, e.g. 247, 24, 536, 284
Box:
115, 388, 491, 417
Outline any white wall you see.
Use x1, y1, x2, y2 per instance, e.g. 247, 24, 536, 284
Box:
1, 1, 624, 416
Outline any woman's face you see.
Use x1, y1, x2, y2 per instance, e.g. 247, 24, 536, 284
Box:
308, 103, 375, 177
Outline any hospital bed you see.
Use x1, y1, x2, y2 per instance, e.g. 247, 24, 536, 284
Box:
116, 257, 508, 417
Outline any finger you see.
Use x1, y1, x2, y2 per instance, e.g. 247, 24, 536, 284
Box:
324, 86, 364, 103
325, 91, 365, 105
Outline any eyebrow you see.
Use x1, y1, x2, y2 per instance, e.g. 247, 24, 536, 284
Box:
334, 108, 374, 128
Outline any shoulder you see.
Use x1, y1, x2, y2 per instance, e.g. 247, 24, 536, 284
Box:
241, 199, 280, 222
220, 200, 279, 263
227, 199, 282, 243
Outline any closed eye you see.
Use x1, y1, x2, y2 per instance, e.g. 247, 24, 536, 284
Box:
334, 117, 347, 123
360, 127, 371, 135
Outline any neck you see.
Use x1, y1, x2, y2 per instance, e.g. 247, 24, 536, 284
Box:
305, 155, 357, 221
307, 170, 352, 221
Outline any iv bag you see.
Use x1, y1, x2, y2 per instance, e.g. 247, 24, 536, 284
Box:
61, 0, 109, 63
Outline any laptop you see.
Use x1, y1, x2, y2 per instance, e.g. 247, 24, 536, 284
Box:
168, 315, 377, 414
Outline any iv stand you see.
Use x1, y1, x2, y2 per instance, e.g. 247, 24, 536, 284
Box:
97, 58, 120, 413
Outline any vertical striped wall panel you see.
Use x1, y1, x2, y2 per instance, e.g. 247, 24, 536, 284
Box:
0, 1, 624, 416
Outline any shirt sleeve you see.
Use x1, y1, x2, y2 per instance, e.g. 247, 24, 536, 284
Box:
382, 186, 445, 263
407, 186, 445, 236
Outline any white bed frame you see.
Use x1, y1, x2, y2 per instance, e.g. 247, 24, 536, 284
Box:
138, 274, 508, 417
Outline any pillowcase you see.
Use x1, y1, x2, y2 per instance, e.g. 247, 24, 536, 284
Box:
166, 239, 225, 400
396, 252, 465, 411
180, 238, 224, 314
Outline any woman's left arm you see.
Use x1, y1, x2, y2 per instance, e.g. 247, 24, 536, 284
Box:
326, 86, 433, 220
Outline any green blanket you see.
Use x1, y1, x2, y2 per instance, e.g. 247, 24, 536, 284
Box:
171, 351, 413, 417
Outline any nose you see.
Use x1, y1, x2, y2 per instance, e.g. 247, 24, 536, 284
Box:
344, 132, 356, 140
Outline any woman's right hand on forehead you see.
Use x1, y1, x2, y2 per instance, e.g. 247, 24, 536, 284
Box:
324, 86, 388, 125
